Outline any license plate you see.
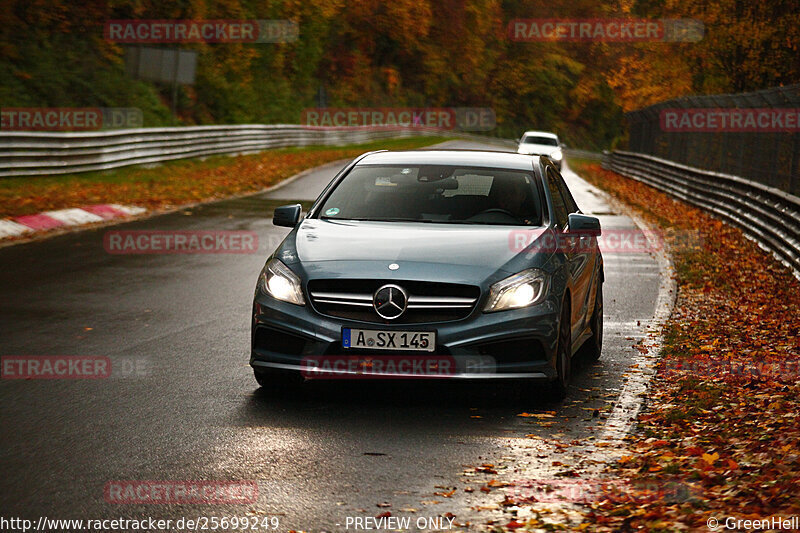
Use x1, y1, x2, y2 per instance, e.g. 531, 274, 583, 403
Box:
342, 328, 435, 352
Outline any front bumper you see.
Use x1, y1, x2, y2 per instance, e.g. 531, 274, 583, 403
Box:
250, 290, 561, 380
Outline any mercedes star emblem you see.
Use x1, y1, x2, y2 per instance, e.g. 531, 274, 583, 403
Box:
373, 284, 408, 320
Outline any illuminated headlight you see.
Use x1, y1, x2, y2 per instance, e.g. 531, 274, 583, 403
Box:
550, 149, 563, 161
484, 268, 549, 312
260, 258, 305, 305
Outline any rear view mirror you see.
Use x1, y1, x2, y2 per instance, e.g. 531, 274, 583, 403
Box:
568, 213, 601, 235
436, 178, 459, 190
273, 204, 302, 227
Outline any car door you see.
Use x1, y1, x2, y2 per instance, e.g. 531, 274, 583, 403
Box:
551, 167, 596, 333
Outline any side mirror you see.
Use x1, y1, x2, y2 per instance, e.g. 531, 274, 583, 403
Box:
568, 213, 601, 235
273, 204, 302, 227
560, 142, 567, 149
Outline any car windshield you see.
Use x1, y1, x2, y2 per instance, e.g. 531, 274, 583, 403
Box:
317, 165, 542, 226
523, 136, 558, 146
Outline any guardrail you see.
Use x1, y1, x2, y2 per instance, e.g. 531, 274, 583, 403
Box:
564, 148, 604, 161
0, 125, 581, 178
0, 125, 458, 178
604, 150, 800, 277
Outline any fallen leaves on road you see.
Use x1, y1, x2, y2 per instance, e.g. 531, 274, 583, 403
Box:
474, 464, 498, 475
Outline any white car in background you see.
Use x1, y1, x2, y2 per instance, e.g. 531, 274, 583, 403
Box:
517, 131, 564, 170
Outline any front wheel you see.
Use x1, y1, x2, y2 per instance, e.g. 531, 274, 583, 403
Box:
549, 303, 572, 401
582, 282, 603, 362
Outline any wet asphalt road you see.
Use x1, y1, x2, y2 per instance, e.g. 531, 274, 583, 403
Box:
0, 141, 662, 531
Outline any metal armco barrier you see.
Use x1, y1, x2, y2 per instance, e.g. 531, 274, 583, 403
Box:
605, 150, 800, 277
564, 148, 603, 161
0, 125, 461, 178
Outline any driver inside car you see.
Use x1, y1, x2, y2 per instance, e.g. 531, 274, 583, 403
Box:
491, 177, 537, 225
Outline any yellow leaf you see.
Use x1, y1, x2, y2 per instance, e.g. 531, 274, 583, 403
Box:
701, 452, 719, 465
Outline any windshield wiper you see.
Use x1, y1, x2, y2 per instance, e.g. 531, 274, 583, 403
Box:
435, 220, 531, 226
326, 217, 439, 223
321, 217, 533, 226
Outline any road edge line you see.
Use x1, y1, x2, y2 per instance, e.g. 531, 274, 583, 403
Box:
569, 163, 678, 458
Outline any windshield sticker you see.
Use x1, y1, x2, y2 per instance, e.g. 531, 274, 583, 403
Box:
325, 207, 340, 216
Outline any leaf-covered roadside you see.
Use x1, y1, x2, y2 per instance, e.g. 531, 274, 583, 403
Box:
567, 160, 800, 531
0, 136, 450, 219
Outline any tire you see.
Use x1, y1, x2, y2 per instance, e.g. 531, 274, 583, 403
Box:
549, 303, 572, 401
583, 282, 603, 362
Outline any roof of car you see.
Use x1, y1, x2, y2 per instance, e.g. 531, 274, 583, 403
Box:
357, 149, 541, 171
522, 131, 558, 138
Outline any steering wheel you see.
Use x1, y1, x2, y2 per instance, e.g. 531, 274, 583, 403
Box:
468, 208, 522, 223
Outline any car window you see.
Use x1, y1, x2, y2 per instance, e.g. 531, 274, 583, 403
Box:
317, 165, 542, 226
522, 136, 559, 146
545, 170, 569, 229
551, 169, 580, 213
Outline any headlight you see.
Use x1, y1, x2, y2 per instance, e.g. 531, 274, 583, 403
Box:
260, 258, 305, 305
551, 149, 563, 161
484, 268, 549, 312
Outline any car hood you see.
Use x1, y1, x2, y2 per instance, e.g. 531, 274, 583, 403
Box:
518, 143, 559, 155
282, 219, 552, 283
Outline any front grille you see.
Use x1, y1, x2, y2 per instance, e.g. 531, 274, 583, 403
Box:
307, 279, 480, 324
